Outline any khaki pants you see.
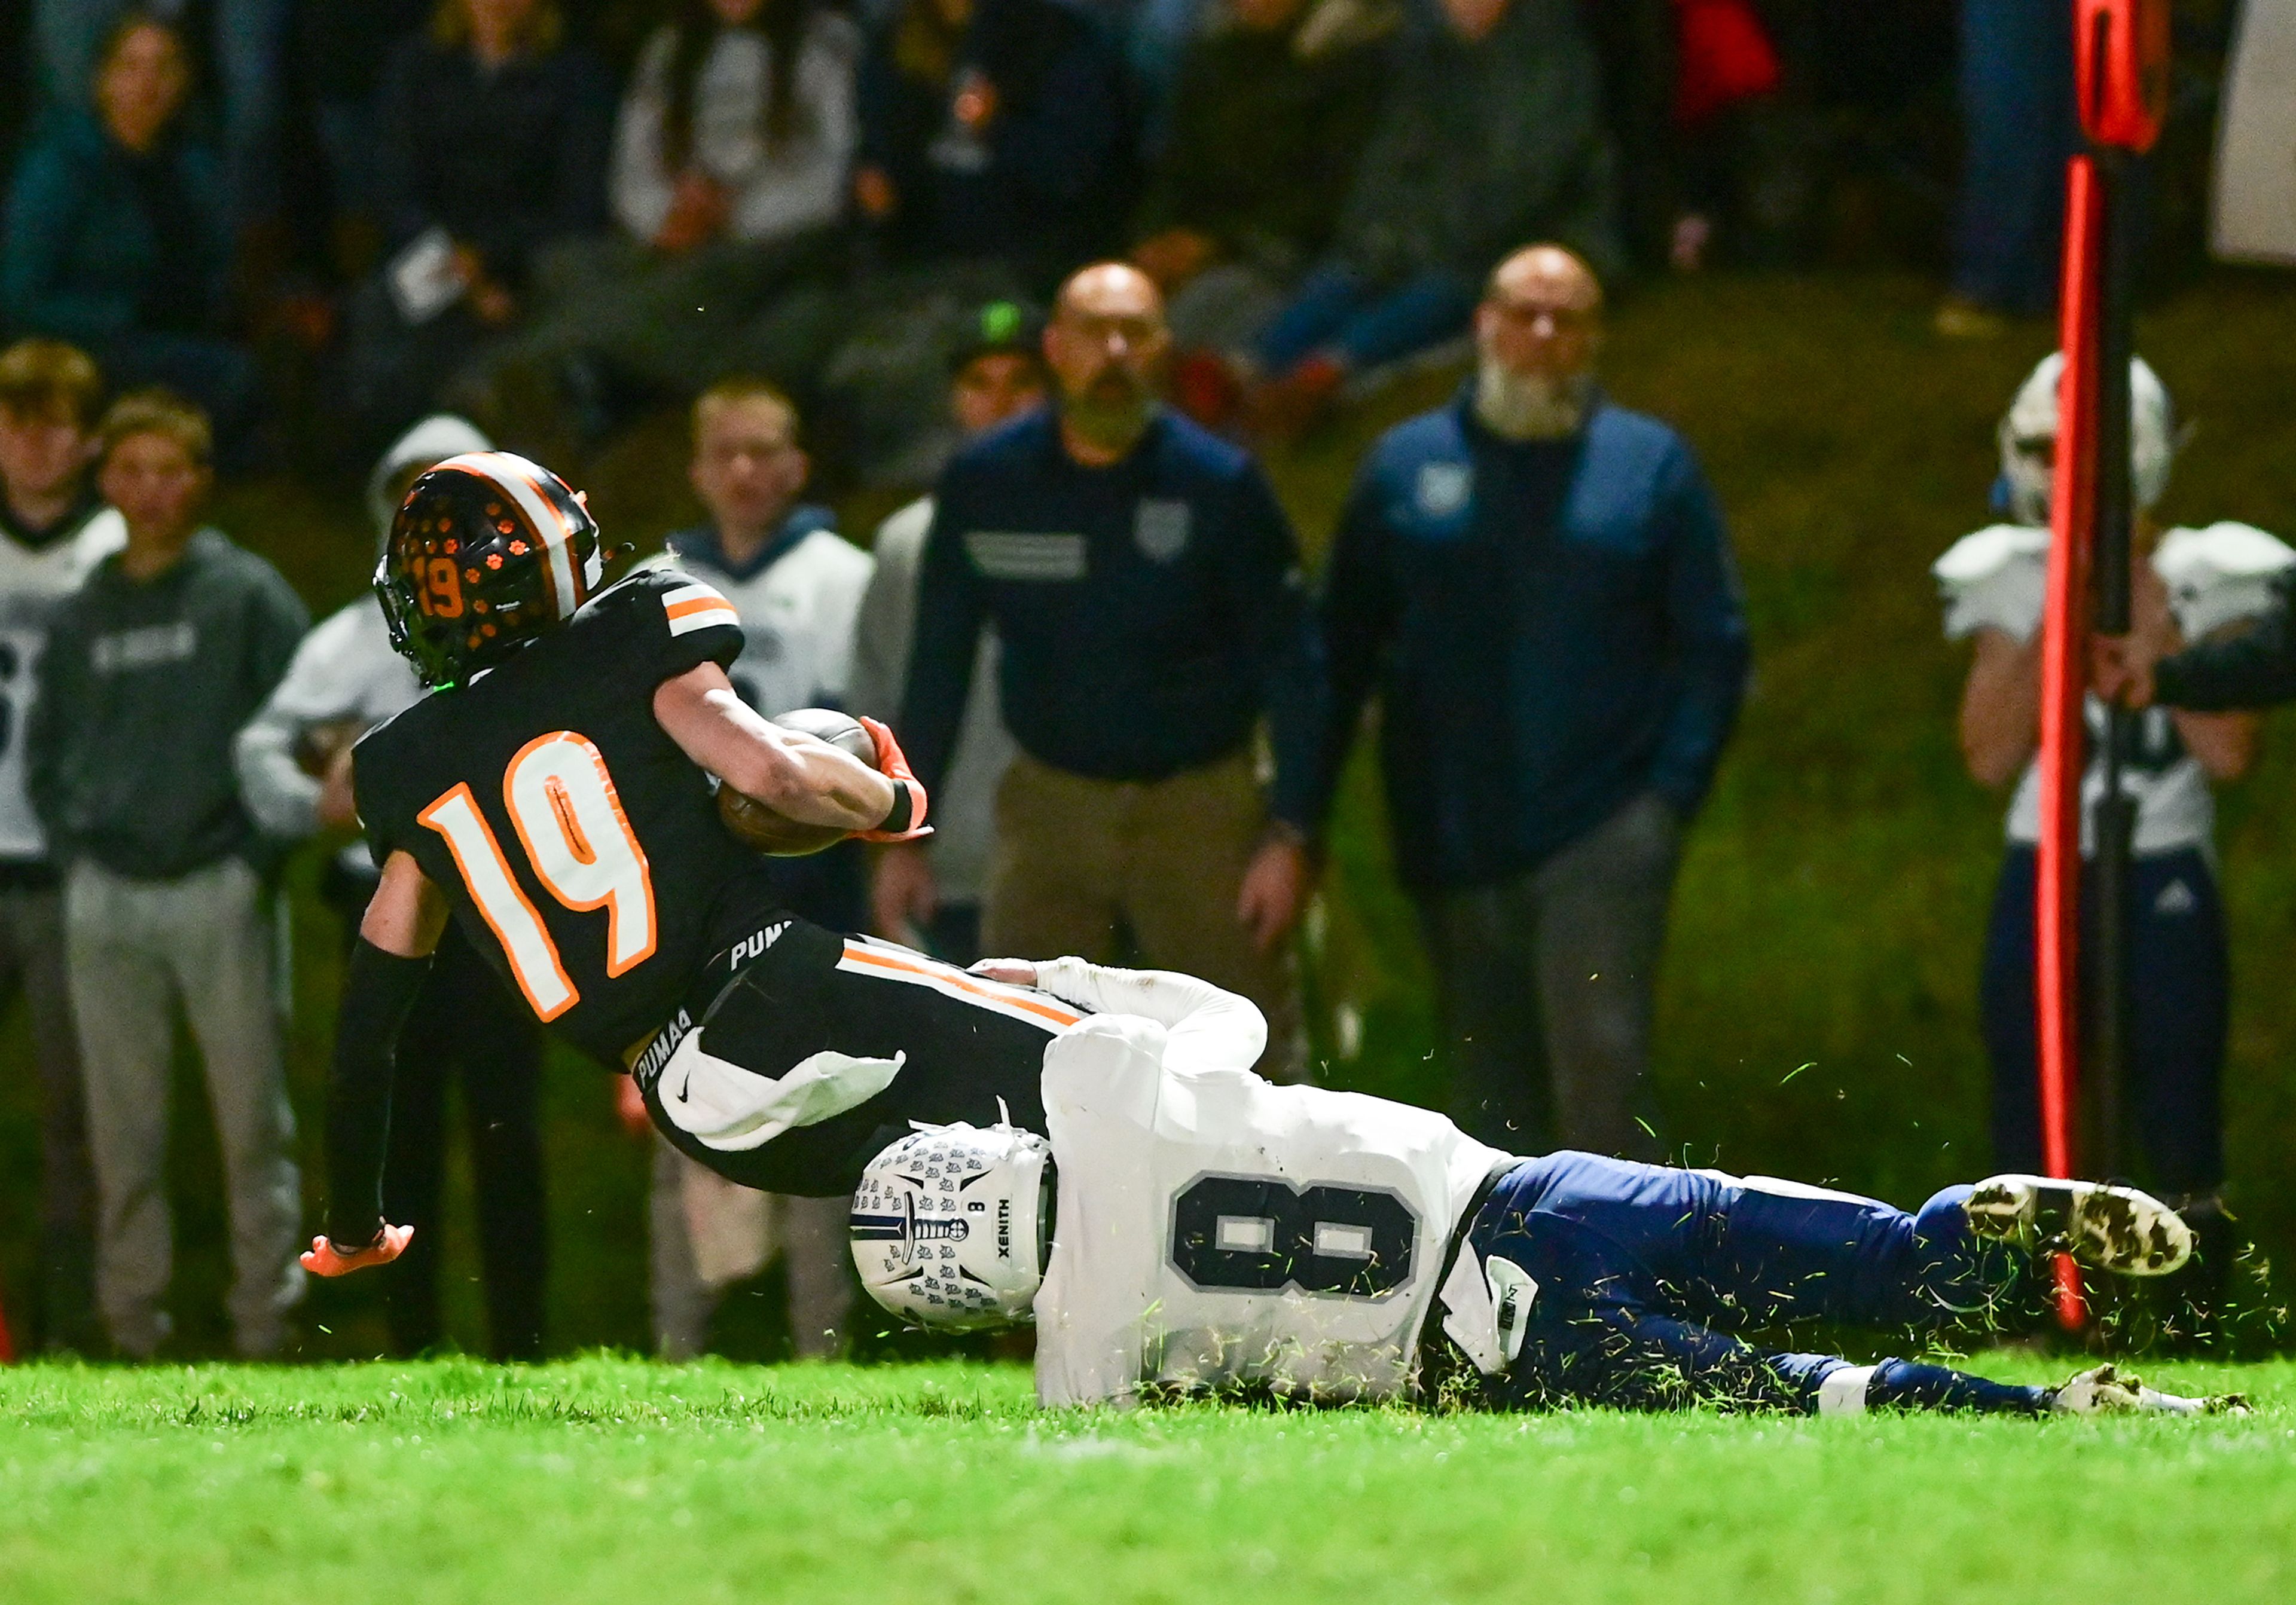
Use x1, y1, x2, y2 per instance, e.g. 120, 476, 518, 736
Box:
648, 1137, 853, 1361
983, 750, 1302, 1079
65, 858, 304, 1358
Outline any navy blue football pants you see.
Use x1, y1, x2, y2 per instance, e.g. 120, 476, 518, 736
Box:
1465, 1152, 2049, 1414
1982, 845, 2227, 1196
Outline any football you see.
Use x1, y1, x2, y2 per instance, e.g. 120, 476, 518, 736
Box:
715, 708, 879, 857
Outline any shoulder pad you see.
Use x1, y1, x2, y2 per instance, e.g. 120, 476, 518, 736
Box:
1935, 524, 2049, 643
2155, 522, 2296, 583
2155, 522, 2296, 641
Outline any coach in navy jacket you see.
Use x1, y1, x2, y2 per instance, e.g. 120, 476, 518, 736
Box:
1314, 244, 1748, 1154
889, 264, 1319, 1076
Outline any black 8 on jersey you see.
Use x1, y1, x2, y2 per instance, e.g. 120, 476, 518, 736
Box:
355, 566, 778, 1062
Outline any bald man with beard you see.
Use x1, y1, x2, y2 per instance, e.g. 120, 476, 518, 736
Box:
884, 264, 1321, 1081
1310, 244, 1750, 1158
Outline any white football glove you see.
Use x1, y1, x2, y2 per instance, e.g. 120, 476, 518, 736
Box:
2049, 1364, 2249, 1417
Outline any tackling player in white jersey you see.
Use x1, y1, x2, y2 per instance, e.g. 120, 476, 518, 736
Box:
851, 959, 2238, 1418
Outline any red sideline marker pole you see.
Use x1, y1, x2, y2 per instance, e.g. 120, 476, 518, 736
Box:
2037, 155, 2104, 1331
2036, 1, 2167, 1333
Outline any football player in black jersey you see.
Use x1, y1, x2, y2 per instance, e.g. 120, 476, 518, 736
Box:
304, 453, 1070, 1279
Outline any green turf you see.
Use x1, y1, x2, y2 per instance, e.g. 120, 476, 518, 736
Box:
2, 1356, 2291, 1604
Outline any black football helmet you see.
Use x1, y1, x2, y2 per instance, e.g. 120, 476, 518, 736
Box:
377, 451, 603, 688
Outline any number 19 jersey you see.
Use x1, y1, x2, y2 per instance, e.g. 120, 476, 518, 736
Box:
1027, 961, 1513, 1407
354, 565, 778, 1063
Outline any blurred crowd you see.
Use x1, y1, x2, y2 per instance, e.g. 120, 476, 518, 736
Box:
4, 0, 2147, 481
0, 0, 2280, 1361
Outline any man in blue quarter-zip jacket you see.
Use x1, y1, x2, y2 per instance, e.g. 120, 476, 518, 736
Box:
889, 262, 1320, 1078
1314, 244, 1749, 1157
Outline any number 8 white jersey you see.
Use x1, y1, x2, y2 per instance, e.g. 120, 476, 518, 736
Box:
1027, 960, 1513, 1407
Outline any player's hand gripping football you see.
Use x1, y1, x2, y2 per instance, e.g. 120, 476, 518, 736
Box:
300, 1223, 414, 1278
853, 716, 932, 843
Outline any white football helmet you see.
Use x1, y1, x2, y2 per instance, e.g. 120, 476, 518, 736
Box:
849, 1117, 1052, 1331
1999, 351, 2175, 527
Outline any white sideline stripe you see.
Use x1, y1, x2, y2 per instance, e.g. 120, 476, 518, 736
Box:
1817, 1365, 1876, 1417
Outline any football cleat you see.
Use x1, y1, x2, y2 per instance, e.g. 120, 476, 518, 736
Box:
2048, 1365, 2249, 1418
1964, 1175, 2193, 1276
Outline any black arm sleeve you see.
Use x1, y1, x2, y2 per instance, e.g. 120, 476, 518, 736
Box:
2154, 571, 2296, 710
323, 938, 433, 1246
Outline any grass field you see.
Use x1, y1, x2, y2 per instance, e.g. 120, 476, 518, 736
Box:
3, 1356, 2292, 1604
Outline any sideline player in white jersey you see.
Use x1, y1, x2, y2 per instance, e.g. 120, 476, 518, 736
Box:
851, 959, 2238, 1418
0, 338, 125, 1351
1937, 351, 2287, 1315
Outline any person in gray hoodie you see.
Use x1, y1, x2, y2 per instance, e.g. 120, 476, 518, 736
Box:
233, 414, 548, 1360
28, 389, 308, 1358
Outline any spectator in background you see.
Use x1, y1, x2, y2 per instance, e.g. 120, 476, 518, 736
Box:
632, 377, 871, 1361
233, 414, 549, 1361
742, 0, 1129, 486
1587, 0, 1785, 275
850, 301, 1042, 964
291, 1, 435, 269
3, 11, 260, 461
1244, 0, 1622, 441
345, 0, 615, 450
28, 390, 309, 1358
1942, 354, 2282, 1280
1132, 0, 1396, 427
854, 0, 1134, 286
34, 0, 294, 229
0, 340, 126, 1353
451, 0, 862, 455
1936, 0, 2078, 337
615, 0, 857, 259
1080, 0, 1209, 151
1314, 245, 1748, 1155
887, 263, 1318, 1077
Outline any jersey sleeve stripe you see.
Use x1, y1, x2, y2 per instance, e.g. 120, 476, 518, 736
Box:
664, 595, 741, 636
836, 941, 1082, 1031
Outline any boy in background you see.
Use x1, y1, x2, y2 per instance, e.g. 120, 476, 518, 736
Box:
630, 378, 873, 1360
29, 389, 308, 1358
0, 338, 124, 1351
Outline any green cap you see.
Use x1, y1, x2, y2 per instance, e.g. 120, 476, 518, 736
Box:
949, 299, 1045, 372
